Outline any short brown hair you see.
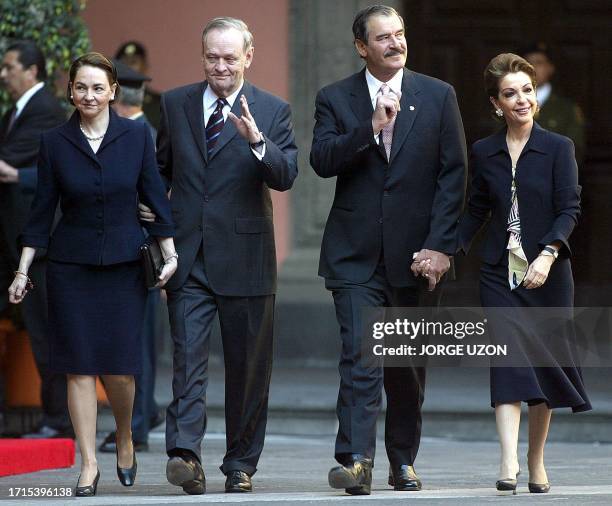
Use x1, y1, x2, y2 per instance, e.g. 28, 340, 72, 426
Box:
484, 53, 536, 99
67, 52, 120, 105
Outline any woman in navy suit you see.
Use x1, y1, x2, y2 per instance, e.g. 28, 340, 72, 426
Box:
459, 53, 590, 494
8, 53, 176, 496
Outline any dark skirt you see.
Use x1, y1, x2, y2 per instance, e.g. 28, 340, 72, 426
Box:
47, 260, 146, 375
480, 257, 591, 413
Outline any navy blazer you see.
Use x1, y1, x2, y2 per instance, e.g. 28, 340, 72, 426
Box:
20, 109, 174, 265
310, 68, 467, 287
458, 123, 580, 264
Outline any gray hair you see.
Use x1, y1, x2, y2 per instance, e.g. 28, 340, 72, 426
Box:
201, 17, 254, 53
117, 84, 145, 107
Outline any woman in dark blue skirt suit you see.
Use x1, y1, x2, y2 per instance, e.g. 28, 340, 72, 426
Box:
459, 53, 590, 494
8, 53, 176, 496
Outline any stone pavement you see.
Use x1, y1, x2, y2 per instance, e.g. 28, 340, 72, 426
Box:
1, 433, 612, 505
1, 362, 612, 505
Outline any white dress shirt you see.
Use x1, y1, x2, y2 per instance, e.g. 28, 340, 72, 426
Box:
202, 82, 265, 158
15, 81, 45, 118
365, 67, 403, 142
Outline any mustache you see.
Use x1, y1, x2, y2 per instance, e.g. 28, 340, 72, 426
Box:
384, 49, 405, 58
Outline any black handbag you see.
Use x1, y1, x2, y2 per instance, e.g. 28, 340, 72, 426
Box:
140, 236, 164, 289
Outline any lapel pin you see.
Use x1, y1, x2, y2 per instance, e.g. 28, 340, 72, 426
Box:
409, 105, 415, 111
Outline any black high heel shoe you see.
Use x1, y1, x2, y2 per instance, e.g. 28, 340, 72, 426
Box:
75, 469, 100, 497
116, 447, 137, 486
528, 482, 550, 493
496, 468, 520, 495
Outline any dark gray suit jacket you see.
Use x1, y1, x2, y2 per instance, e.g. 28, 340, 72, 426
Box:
157, 80, 298, 295
311, 68, 467, 287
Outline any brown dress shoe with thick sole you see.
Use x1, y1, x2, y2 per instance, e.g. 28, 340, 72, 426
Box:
166, 456, 205, 494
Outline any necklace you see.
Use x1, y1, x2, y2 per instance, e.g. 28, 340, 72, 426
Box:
79, 122, 106, 142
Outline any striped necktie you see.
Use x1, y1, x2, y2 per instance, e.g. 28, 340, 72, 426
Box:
205, 98, 228, 156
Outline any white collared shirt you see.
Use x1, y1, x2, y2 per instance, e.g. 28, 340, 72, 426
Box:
365, 68, 403, 142
15, 82, 44, 118
202, 82, 266, 159
536, 82, 552, 107
365, 67, 403, 109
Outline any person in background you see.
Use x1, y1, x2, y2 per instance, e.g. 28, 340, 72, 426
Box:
97, 59, 164, 455
8, 52, 176, 496
521, 42, 586, 164
0, 40, 71, 439
114, 41, 161, 130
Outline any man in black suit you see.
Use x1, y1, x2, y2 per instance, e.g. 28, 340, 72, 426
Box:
0, 41, 70, 437
310, 5, 467, 495
140, 17, 297, 494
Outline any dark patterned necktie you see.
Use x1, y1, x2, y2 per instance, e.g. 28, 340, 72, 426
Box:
205, 98, 228, 156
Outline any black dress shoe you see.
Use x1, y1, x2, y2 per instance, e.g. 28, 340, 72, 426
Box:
528, 482, 550, 493
166, 456, 206, 494
99, 431, 149, 453
328, 454, 372, 495
75, 469, 100, 497
388, 464, 422, 491
225, 470, 252, 493
116, 448, 137, 486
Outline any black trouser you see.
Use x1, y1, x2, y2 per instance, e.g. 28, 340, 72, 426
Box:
326, 261, 441, 467
165, 248, 274, 476
0, 247, 69, 430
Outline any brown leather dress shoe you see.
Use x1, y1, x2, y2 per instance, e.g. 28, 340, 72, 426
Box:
225, 470, 252, 492
328, 454, 373, 495
166, 456, 205, 494
388, 464, 422, 491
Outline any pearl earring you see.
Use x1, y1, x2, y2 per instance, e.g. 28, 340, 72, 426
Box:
495, 108, 503, 117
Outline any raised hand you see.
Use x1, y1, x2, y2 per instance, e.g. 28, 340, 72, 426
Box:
228, 94, 262, 145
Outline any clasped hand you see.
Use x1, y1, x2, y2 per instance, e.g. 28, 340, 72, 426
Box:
411, 249, 450, 291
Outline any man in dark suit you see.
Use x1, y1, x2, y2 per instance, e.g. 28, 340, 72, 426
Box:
0, 41, 70, 438
140, 17, 297, 494
310, 5, 467, 495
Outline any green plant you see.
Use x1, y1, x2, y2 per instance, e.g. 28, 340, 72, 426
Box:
0, 0, 91, 114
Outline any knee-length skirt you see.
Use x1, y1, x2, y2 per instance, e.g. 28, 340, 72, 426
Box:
46, 260, 146, 375
480, 257, 591, 413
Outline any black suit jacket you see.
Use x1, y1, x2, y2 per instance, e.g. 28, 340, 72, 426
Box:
157, 81, 298, 295
20, 110, 173, 264
0, 85, 65, 260
310, 68, 467, 287
458, 123, 580, 264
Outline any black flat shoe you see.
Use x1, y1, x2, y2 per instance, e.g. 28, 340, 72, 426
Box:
528, 482, 550, 493
388, 464, 422, 491
116, 448, 137, 486
75, 469, 100, 497
328, 454, 372, 495
225, 470, 252, 493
